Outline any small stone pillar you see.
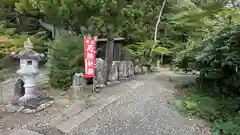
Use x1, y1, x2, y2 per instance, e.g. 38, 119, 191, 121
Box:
118, 61, 128, 80
12, 38, 43, 103
68, 73, 85, 100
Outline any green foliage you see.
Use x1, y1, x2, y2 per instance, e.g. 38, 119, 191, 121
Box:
211, 119, 240, 135
172, 86, 240, 135
14, 0, 151, 41
124, 39, 172, 66
0, 31, 48, 59
153, 46, 171, 55
172, 23, 240, 135
169, 0, 240, 96
124, 40, 169, 61
0, 0, 48, 58
175, 25, 240, 95
1, 1, 240, 134
124, 40, 153, 61
48, 36, 84, 89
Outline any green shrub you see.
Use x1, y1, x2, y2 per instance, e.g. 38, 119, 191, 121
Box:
211, 119, 240, 135
48, 36, 84, 89
173, 25, 240, 96
172, 86, 240, 135
0, 22, 48, 58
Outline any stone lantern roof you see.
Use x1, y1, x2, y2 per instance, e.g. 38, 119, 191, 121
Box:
11, 38, 44, 60
17, 50, 42, 60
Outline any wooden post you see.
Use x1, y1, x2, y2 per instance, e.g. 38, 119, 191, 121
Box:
119, 43, 123, 61
105, 37, 114, 81
93, 36, 98, 93
113, 43, 121, 61
117, 43, 122, 61
113, 43, 117, 61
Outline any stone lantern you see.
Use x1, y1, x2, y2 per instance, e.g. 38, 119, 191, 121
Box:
13, 38, 43, 103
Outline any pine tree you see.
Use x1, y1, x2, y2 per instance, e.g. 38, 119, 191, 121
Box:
48, 36, 84, 89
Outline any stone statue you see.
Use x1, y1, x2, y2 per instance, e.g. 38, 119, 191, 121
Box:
118, 61, 128, 80
11, 79, 25, 104
134, 65, 144, 74
95, 58, 107, 88
126, 61, 134, 77
108, 61, 120, 83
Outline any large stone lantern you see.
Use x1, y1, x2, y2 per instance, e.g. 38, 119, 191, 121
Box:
12, 38, 43, 103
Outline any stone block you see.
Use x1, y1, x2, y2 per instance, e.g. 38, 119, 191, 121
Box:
72, 73, 85, 86
69, 73, 85, 100
108, 61, 120, 82
96, 84, 106, 88
95, 58, 108, 86
142, 66, 148, 74
12, 79, 25, 102
62, 100, 84, 118
126, 61, 134, 77
5, 104, 22, 113
118, 61, 128, 80
68, 86, 84, 100
20, 97, 54, 114
106, 81, 120, 86
134, 65, 144, 74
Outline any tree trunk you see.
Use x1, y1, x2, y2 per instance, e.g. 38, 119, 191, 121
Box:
149, 0, 167, 64
161, 53, 164, 65
105, 36, 114, 82
154, 0, 167, 42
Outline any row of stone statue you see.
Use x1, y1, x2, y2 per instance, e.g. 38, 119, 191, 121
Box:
72, 58, 148, 89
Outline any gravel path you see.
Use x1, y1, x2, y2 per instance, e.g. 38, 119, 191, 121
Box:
69, 71, 211, 135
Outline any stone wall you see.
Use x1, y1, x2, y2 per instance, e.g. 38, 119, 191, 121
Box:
94, 59, 135, 87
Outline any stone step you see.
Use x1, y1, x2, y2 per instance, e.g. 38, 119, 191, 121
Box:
7, 129, 43, 135
48, 74, 157, 134
50, 100, 84, 126
56, 98, 109, 133
50, 78, 143, 128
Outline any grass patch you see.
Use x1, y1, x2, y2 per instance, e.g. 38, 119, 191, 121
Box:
171, 86, 240, 135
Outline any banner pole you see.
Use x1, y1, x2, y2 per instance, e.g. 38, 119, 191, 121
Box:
92, 36, 98, 94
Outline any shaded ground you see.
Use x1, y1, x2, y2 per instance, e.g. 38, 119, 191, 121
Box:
1, 68, 210, 135
0, 92, 71, 135
0, 68, 72, 135
68, 69, 210, 135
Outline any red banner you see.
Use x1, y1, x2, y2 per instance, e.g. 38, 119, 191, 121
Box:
84, 37, 96, 78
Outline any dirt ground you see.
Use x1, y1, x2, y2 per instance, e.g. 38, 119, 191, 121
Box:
0, 68, 207, 135
0, 67, 79, 135
0, 87, 71, 135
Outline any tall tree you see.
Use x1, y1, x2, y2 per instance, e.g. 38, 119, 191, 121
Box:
149, 0, 167, 64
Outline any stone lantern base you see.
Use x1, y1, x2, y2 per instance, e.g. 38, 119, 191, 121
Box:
18, 86, 41, 103
7, 96, 54, 114
8, 78, 54, 114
